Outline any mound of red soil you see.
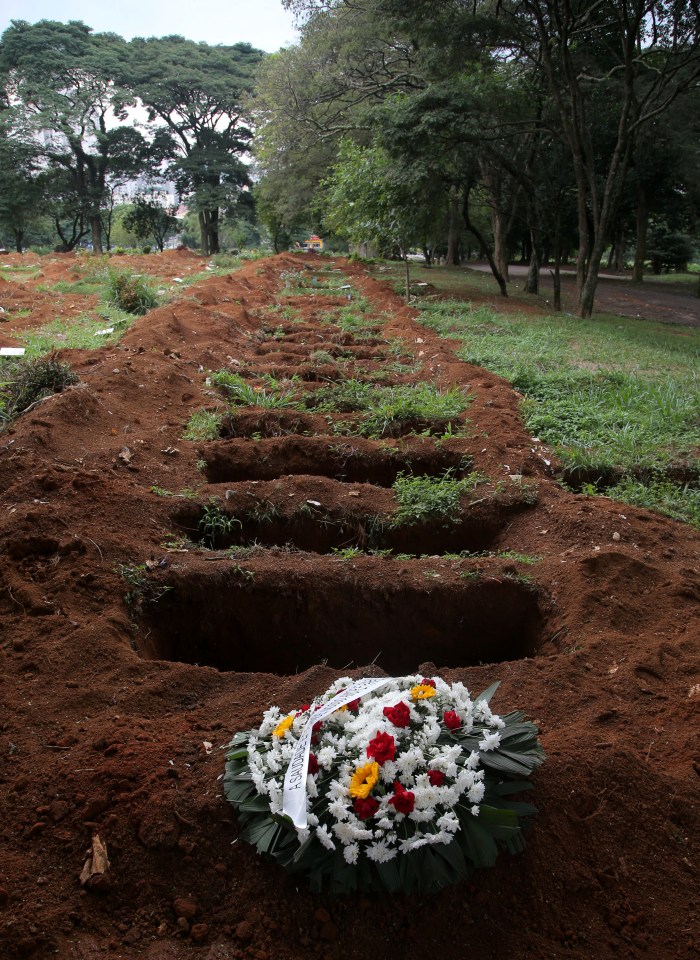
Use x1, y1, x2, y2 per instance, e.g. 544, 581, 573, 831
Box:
0, 253, 698, 959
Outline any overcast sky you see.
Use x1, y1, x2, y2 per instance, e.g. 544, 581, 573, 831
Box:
0, 0, 298, 52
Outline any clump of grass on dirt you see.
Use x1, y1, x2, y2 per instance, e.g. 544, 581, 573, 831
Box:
210, 371, 298, 408
418, 298, 700, 527
0, 354, 78, 425
14, 314, 128, 355
182, 409, 223, 441
106, 269, 159, 315
198, 503, 241, 549
310, 380, 470, 438
391, 471, 483, 526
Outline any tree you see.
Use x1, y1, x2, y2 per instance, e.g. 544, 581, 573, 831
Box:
122, 194, 178, 251
324, 140, 436, 298
0, 20, 150, 254
127, 36, 263, 255
499, 0, 700, 316
0, 129, 44, 252
254, 4, 422, 239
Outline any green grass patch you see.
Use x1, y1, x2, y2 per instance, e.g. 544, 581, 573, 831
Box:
0, 354, 78, 425
309, 380, 470, 438
105, 269, 159, 315
417, 297, 700, 526
391, 471, 483, 526
11, 313, 131, 355
210, 371, 297, 408
183, 409, 223, 441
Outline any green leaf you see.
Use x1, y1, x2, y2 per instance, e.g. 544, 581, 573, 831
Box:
474, 680, 501, 704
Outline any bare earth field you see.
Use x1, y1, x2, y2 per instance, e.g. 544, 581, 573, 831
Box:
0, 251, 698, 960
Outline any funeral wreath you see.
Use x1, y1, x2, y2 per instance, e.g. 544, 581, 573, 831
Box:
223, 674, 545, 894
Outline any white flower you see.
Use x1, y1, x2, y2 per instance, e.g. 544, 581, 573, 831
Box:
409, 808, 436, 823
316, 824, 336, 851
343, 842, 359, 865
367, 840, 397, 863
478, 730, 501, 751
317, 746, 336, 768
328, 798, 350, 821
465, 750, 481, 769
296, 827, 310, 843
471, 804, 480, 816
333, 820, 360, 845
251, 769, 268, 795
467, 781, 485, 804
327, 780, 346, 800
437, 811, 460, 833
306, 776, 318, 799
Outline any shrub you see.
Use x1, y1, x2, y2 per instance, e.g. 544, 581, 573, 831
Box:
0, 354, 78, 423
106, 269, 159, 315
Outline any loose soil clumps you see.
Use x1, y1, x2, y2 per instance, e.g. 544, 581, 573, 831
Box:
0, 253, 698, 959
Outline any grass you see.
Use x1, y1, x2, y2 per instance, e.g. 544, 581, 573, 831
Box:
391, 471, 483, 527
12, 313, 130, 355
182, 409, 223, 441
309, 380, 470, 438
210, 371, 297, 408
416, 296, 700, 526
0, 354, 78, 425
105, 269, 159, 314
198, 503, 241, 549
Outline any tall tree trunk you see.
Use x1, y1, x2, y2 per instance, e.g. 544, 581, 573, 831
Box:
632, 183, 648, 283
552, 216, 562, 311
578, 237, 607, 318
199, 211, 210, 256
402, 253, 411, 302
13, 229, 24, 254
491, 207, 509, 281
91, 215, 103, 255
463, 193, 507, 297
208, 208, 220, 255
613, 222, 626, 272
526, 239, 540, 294
446, 188, 461, 265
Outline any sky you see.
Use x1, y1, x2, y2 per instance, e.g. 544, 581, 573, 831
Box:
0, 0, 299, 53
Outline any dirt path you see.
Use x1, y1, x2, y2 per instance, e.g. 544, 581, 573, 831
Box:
469, 263, 700, 326
0, 253, 698, 960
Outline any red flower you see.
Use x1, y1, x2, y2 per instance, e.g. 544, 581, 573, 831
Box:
383, 701, 411, 728
428, 769, 446, 787
353, 796, 379, 819
421, 678, 436, 688
295, 703, 311, 717
308, 753, 319, 775
388, 781, 415, 815
346, 698, 361, 711
312, 720, 323, 734
366, 731, 396, 765
443, 710, 462, 730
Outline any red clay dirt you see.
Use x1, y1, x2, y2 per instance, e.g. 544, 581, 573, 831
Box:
0, 252, 698, 960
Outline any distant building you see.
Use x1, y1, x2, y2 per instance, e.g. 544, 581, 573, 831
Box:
303, 235, 324, 252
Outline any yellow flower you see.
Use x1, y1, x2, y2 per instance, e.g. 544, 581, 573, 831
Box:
272, 713, 295, 738
349, 761, 379, 799
411, 684, 437, 701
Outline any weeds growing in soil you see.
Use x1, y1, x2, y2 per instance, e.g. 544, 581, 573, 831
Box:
391, 471, 483, 526
418, 298, 700, 527
183, 409, 223, 441
0, 354, 78, 424
118, 563, 171, 611
309, 380, 470, 437
211, 371, 297, 408
106, 269, 159, 315
198, 504, 241, 549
